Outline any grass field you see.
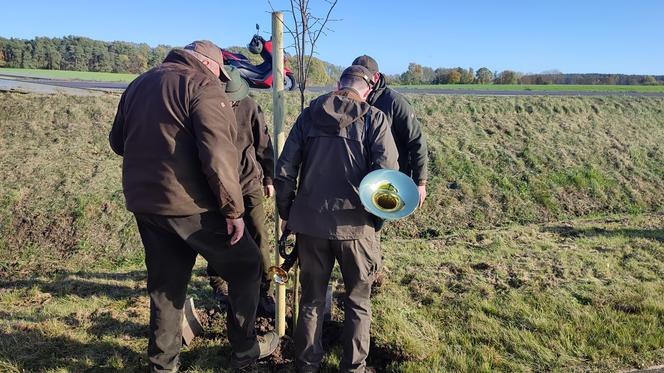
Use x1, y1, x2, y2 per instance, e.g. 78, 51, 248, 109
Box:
1, 91, 663, 371
2, 214, 662, 372
0, 68, 137, 82
393, 83, 664, 93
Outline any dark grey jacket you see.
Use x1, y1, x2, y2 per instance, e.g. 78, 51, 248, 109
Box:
275, 88, 398, 240
368, 74, 428, 184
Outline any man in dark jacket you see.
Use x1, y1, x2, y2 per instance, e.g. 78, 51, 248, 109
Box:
109, 40, 277, 372
207, 66, 276, 315
275, 65, 398, 372
352, 55, 428, 207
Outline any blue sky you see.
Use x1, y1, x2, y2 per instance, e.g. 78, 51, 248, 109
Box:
2, 0, 662, 75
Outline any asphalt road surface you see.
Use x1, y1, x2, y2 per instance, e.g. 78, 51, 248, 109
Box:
2, 74, 664, 97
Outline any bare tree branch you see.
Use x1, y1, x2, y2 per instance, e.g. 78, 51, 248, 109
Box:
303, 0, 337, 94
268, 0, 338, 111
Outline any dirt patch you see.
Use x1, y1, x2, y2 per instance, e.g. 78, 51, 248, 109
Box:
193, 290, 396, 369
367, 339, 407, 371
266, 335, 295, 366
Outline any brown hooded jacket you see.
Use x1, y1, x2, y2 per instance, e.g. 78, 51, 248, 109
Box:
109, 49, 244, 219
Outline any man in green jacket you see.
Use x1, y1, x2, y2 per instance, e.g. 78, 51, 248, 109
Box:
109, 40, 277, 371
207, 66, 276, 315
352, 55, 428, 207
275, 65, 398, 372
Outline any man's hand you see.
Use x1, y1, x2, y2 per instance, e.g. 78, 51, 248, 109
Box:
280, 219, 288, 233
264, 184, 275, 198
417, 185, 427, 208
226, 218, 245, 245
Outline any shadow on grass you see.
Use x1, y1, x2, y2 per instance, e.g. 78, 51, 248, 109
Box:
0, 309, 147, 339
66, 270, 148, 282
0, 270, 146, 300
0, 328, 147, 372
0, 268, 368, 371
85, 311, 147, 338
543, 226, 664, 242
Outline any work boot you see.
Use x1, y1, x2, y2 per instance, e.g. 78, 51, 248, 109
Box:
230, 331, 280, 369
257, 331, 280, 359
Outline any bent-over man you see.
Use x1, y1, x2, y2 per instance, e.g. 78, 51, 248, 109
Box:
275, 65, 398, 372
207, 66, 276, 315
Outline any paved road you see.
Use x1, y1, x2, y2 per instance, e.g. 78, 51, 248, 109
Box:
0, 75, 127, 90
391, 87, 664, 97
2, 74, 664, 97
0, 77, 105, 96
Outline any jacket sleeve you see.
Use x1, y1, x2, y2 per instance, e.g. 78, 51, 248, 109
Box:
190, 83, 245, 219
251, 103, 275, 186
393, 95, 428, 184
109, 92, 126, 156
274, 113, 306, 220
369, 109, 399, 171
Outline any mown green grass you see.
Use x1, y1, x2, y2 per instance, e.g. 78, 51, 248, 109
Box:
393, 83, 664, 93
373, 214, 664, 372
0, 67, 137, 82
1, 91, 664, 371
1, 215, 663, 372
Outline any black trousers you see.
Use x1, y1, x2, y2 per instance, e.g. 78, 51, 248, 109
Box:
135, 211, 262, 372
208, 187, 271, 291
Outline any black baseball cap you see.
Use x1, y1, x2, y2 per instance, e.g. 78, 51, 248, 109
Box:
352, 55, 379, 75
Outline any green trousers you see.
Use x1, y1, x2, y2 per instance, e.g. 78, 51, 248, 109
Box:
208, 187, 271, 291
294, 233, 381, 373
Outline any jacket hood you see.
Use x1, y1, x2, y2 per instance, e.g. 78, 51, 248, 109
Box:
309, 88, 371, 134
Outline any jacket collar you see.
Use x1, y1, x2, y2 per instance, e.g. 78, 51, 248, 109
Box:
367, 73, 387, 105
333, 87, 364, 102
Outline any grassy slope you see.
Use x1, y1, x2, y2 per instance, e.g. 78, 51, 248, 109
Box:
1, 91, 663, 371
393, 83, 664, 93
0, 67, 137, 82
258, 93, 664, 238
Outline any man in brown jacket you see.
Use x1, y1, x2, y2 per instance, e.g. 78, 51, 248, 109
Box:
109, 40, 277, 372
275, 65, 398, 372
207, 66, 276, 315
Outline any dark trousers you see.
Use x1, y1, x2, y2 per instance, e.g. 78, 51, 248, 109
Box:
208, 187, 271, 290
294, 233, 380, 373
135, 211, 262, 372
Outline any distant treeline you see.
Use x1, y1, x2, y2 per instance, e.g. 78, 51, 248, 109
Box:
1, 36, 661, 86
0, 36, 339, 84
388, 63, 664, 85
0, 36, 171, 74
